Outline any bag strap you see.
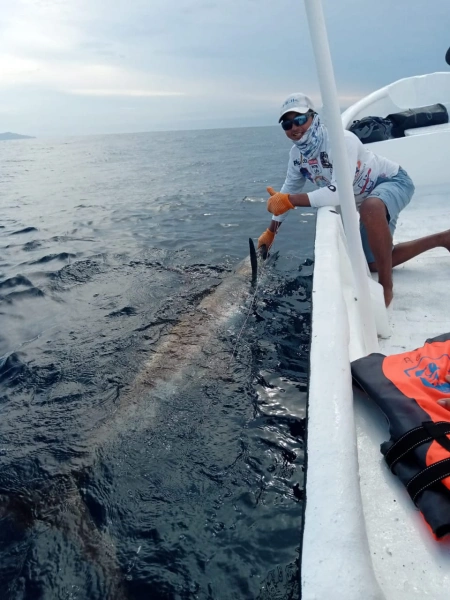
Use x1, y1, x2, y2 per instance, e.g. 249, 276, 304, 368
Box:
385, 421, 450, 470
406, 457, 450, 503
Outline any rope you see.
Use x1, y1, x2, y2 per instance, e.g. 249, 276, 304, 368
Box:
228, 229, 278, 365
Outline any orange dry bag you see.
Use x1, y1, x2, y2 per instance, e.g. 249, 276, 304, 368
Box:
351, 333, 450, 538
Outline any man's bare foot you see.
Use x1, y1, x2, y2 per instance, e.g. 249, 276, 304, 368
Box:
383, 286, 393, 307
440, 229, 450, 251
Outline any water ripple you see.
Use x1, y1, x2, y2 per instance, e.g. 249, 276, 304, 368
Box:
0, 129, 315, 599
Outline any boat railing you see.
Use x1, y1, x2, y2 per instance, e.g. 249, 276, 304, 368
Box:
301, 3, 389, 597
304, 0, 388, 356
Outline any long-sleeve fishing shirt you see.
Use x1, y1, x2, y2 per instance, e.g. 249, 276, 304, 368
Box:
273, 130, 399, 222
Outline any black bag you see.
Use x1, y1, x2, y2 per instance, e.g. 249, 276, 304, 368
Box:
348, 116, 396, 144
386, 103, 448, 137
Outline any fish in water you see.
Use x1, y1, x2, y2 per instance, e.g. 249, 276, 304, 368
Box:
83, 253, 258, 449
0, 253, 263, 598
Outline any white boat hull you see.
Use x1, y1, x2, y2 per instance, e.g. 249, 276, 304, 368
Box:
303, 72, 450, 599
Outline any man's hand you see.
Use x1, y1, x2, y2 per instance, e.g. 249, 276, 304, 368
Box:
437, 375, 450, 411
267, 187, 294, 216
438, 399, 450, 411
257, 228, 275, 250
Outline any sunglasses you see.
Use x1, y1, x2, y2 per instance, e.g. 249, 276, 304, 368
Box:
281, 114, 309, 131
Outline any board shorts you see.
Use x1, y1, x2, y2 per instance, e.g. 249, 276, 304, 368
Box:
359, 167, 415, 264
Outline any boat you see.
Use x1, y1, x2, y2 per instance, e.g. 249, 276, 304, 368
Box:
299, 4, 450, 598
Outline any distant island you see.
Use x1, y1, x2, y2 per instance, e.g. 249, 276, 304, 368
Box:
0, 132, 35, 141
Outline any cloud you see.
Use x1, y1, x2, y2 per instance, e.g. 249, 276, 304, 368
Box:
1, 0, 449, 135
70, 89, 185, 97
0, 53, 186, 98
1, 0, 82, 56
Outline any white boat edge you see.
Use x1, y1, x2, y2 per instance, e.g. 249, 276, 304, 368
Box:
302, 72, 450, 600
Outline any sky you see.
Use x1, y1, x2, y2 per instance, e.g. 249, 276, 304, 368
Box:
1, 0, 449, 137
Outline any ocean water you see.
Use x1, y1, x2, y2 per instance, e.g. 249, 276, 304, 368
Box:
0, 127, 315, 600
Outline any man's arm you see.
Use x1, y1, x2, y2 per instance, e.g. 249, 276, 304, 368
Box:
267, 219, 281, 233
287, 193, 311, 208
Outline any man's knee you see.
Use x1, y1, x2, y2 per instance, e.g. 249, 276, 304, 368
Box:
359, 196, 388, 225
368, 261, 378, 273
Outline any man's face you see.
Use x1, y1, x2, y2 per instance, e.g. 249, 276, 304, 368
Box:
282, 111, 314, 142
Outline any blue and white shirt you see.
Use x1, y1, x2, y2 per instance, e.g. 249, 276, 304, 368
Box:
275, 130, 399, 221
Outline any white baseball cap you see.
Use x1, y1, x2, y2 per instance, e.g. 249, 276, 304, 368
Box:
279, 93, 315, 122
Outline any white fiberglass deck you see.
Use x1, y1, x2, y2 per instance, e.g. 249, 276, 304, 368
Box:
355, 188, 450, 600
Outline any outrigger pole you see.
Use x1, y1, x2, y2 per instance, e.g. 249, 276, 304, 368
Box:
303, 0, 381, 354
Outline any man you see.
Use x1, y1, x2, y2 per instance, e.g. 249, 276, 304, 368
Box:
258, 93, 450, 306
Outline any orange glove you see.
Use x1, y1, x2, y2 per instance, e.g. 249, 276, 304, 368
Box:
266, 186, 294, 216
258, 228, 275, 250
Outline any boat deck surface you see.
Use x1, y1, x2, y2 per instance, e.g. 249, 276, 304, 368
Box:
355, 188, 450, 599
381, 189, 450, 355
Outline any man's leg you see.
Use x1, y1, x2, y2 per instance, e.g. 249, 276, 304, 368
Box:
360, 196, 450, 306
359, 197, 394, 306
391, 230, 450, 266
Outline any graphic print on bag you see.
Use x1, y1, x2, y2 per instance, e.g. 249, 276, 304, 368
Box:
383, 341, 450, 409
404, 355, 450, 393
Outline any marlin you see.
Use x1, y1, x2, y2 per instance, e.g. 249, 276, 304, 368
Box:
88, 243, 263, 449
0, 243, 267, 598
